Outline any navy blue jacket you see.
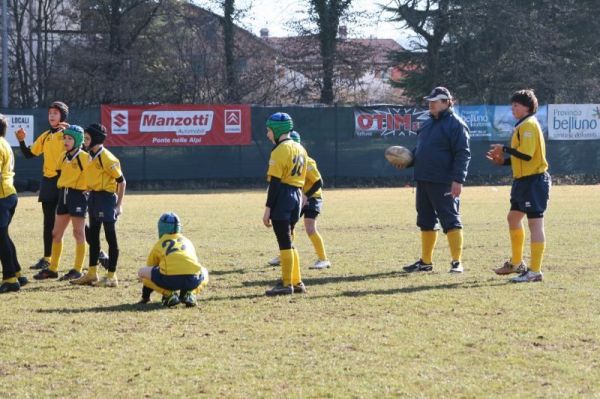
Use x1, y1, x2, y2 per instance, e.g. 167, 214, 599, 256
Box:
413, 108, 471, 184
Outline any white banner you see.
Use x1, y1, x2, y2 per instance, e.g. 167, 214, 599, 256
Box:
4, 115, 34, 147
549, 104, 600, 140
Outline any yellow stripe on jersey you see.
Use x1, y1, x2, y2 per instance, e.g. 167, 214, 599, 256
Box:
56, 149, 88, 190
146, 233, 203, 276
267, 139, 308, 188
0, 137, 16, 198
303, 156, 322, 198
30, 129, 65, 178
510, 116, 548, 179
86, 147, 123, 192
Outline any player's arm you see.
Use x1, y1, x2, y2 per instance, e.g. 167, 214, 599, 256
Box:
450, 122, 471, 184
116, 176, 126, 216
502, 145, 532, 161
304, 179, 322, 198
16, 128, 38, 159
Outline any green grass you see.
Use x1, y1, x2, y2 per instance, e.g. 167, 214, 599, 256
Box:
1, 186, 600, 398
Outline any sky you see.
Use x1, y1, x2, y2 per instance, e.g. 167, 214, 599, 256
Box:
196, 0, 414, 48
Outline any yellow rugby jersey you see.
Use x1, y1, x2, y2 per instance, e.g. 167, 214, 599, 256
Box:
509, 116, 548, 179
56, 149, 88, 190
86, 148, 123, 192
30, 129, 64, 178
0, 137, 16, 198
267, 139, 308, 188
146, 233, 202, 276
303, 156, 322, 198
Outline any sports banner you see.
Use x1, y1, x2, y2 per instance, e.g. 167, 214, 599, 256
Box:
5, 114, 34, 147
354, 106, 428, 138
490, 105, 548, 140
101, 104, 251, 146
454, 105, 494, 139
548, 104, 600, 140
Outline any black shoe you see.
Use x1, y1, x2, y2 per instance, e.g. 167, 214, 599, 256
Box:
265, 282, 293, 296
17, 276, 29, 287
0, 282, 20, 293
180, 291, 197, 307
162, 292, 180, 307
292, 282, 307, 294
33, 269, 59, 280
403, 259, 433, 272
98, 250, 109, 270
30, 258, 50, 270
58, 269, 83, 281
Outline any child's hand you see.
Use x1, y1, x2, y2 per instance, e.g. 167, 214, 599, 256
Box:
262, 207, 271, 227
15, 128, 26, 142
57, 122, 70, 130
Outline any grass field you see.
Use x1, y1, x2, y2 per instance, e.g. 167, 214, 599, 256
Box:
1, 185, 599, 398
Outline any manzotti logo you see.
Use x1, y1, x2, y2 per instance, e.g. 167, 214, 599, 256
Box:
140, 110, 214, 135
224, 109, 242, 133
111, 110, 129, 135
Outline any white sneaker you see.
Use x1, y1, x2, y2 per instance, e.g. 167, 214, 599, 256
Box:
267, 256, 280, 266
310, 259, 331, 269
448, 261, 464, 273
510, 270, 543, 283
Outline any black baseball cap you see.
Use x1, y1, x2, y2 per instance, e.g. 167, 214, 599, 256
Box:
424, 87, 452, 101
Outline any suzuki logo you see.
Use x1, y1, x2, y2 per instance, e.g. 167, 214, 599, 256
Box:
113, 113, 127, 127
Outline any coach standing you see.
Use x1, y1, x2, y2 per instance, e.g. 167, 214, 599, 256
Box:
402, 87, 471, 273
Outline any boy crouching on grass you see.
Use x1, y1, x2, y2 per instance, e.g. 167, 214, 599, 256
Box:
137, 212, 208, 307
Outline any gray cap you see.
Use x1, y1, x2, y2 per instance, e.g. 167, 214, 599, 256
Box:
424, 87, 452, 101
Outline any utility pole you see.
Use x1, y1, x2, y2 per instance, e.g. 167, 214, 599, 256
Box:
2, 0, 8, 108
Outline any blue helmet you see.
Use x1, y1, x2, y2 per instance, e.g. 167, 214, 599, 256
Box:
266, 112, 293, 140
289, 131, 301, 143
158, 212, 182, 238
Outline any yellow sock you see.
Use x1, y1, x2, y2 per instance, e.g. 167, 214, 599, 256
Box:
308, 232, 327, 261
15, 272, 21, 278
509, 228, 525, 265
49, 242, 63, 272
421, 230, 438, 264
142, 278, 171, 296
280, 249, 294, 287
6, 277, 17, 284
447, 229, 463, 262
193, 267, 209, 295
107, 271, 115, 279
88, 266, 98, 277
530, 242, 545, 273
74, 243, 86, 272
291, 248, 301, 285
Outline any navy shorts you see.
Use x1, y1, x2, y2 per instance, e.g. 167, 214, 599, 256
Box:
302, 197, 323, 219
416, 181, 462, 233
270, 184, 301, 225
56, 189, 88, 217
0, 194, 17, 228
38, 176, 59, 203
151, 266, 204, 291
88, 191, 118, 222
510, 172, 551, 218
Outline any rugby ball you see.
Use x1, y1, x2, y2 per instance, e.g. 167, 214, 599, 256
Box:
385, 146, 413, 168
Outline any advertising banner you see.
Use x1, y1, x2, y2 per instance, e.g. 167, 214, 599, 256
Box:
454, 105, 494, 139
354, 106, 429, 138
548, 104, 600, 140
101, 104, 252, 146
4, 114, 34, 147
490, 105, 548, 141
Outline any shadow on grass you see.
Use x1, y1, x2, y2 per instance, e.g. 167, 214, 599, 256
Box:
210, 268, 246, 276
311, 279, 509, 298
241, 270, 406, 288
203, 293, 265, 302
23, 284, 80, 293
36, 302, 167, 313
